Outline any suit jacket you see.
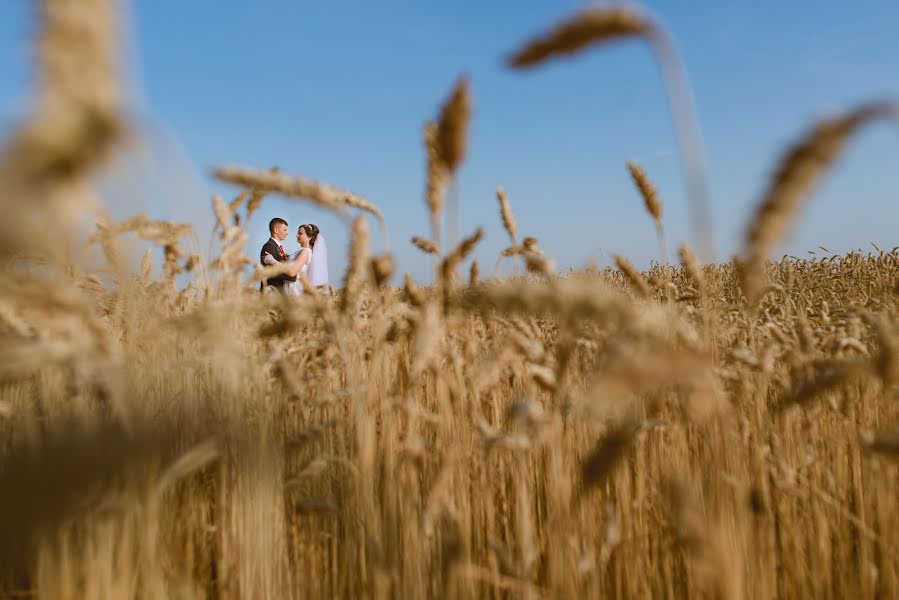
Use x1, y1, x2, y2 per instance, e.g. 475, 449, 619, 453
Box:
260, 239, 297, 290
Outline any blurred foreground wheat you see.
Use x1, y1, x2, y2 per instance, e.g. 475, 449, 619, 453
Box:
1, 2, 898, 599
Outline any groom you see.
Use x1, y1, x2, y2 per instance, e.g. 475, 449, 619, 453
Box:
260, 217, 296, 292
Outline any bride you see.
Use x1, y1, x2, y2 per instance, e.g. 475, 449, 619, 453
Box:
264, 223, 328, 296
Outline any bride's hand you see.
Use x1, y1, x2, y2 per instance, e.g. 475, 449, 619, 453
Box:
263, 252, 276, 265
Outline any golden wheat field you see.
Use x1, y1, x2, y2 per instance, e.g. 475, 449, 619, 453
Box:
1, 1, 898, 599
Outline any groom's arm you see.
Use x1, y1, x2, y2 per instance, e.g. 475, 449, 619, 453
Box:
261, 241, 280, 285
261, 241, 294, 285
264, 241, 291, 263
261, 240, 281, 264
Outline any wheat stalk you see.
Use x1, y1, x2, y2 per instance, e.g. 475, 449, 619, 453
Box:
469, 260, 480, 287
579, 419, 641, 495
461, 278, 632, 325
212, 194, 231, 231
369, 253, 395, 288
431, 76, 472, 251
341, 216, 371, 314
741, 101, 897, 304
496, 186, 519, 245
411, 236, 441, 256
246, 167, 279, 218
423, 121, 446, 247
435, 76, 471, 174
613, 254, 651, 299
679, 243, 704, 294
440, 228, 484, 297
213, 165, 353, 217
506, 7, 649, 67
403, 273, 426, 307
863, 428, 899, 458
507, 4, 715, 261
0, 0, 124, 260
626, 161, 661, 221
626, 161, 668, 264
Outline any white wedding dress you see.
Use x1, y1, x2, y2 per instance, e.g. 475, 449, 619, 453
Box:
284, 247, 311, 296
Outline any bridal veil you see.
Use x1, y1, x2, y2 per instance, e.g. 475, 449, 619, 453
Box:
309, 234, 329, 287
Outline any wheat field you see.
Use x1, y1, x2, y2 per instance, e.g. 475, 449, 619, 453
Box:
1, 2, 898, 599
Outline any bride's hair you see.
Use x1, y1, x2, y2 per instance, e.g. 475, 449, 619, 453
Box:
299, 224, 320, 248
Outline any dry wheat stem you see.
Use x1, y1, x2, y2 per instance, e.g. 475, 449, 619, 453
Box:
435, 76, 471, 174
626, 161, 668, 264
341, 216, 371, 314
403, 273, 426, 307
742, 101, 898, 304
626, 161, 662, 222
865, 429, 899, 458
411, 236, 441, 256
496, 186, 518, 245
423, 121, 446, 247
579, 418, 641, 495
369, 253, 395, 288
613, 254, 651, 298
213, 165, 356, 218
469, 260, 480, 287
507, 7, 649, 67
440, 228, 484, 309
0, 0, 124, 259
507, 5, 715, 261
429, 77, 472, 252
461, 278, 632, 326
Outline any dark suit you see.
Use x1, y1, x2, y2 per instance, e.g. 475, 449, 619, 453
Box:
260, 238, 297, 291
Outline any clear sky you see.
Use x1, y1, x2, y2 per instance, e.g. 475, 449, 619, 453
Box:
1, 1, 898, 282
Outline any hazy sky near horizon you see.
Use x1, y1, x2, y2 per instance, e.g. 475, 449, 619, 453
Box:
1, 1, 898, 281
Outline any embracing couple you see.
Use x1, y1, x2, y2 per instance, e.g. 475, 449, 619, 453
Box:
261, 217, 329, 296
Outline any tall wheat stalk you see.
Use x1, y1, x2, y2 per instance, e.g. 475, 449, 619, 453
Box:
626, 161, 668, 265
507, 4, 715, 261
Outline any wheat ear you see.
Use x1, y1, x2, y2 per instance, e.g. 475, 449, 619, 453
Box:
507, 5, 715, 261
741, 102, 897, 304
496, 186, 519, 245
431, 76, 472, 251
626, 161, 668, 264
613, 254, 651, 299
411, 236, 441, 256
213, 166, 355, 217
341, 216, 371, 314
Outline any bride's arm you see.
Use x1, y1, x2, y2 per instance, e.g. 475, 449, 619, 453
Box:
283, 248, 311, 277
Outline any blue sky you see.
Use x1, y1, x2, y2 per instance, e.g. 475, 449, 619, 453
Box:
1, 1, 898, 282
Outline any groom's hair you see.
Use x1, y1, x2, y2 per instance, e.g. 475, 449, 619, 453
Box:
269, 217, 288, 234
